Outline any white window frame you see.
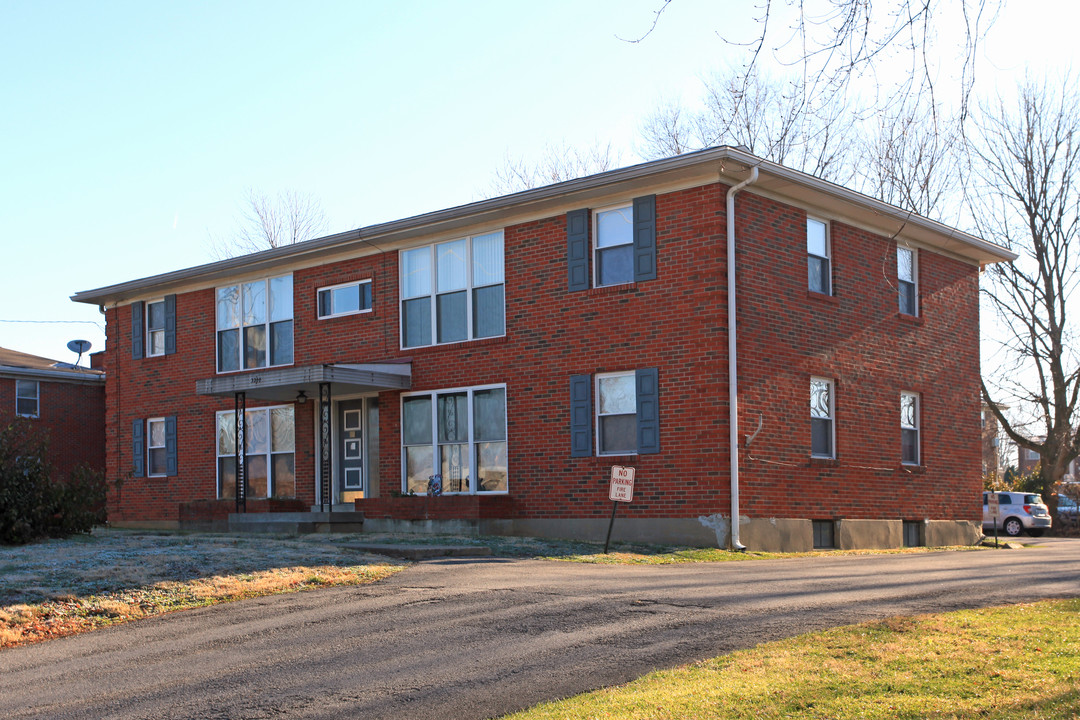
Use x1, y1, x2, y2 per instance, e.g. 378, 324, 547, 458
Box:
215, 405, 296, 499
15, 379, 39, 418
146, 298, 166, 357
898, 245, 918, 316
147, 417, 167, 477
901, 391, 920, 465
399, 231, 505, 349
595, 371, 637, 456
810, 376, 835, 459
317, 279, 373, 319
593, 203, 634, 288
215, 275, 294, 373
807, 217, 831, 295
400, 384, 508, 495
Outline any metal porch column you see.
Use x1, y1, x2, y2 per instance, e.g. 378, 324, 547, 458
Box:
320, 382, 332, 512
235, 391, 246, 513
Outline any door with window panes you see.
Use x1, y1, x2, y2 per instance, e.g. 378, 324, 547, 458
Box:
338, 400, 365, 502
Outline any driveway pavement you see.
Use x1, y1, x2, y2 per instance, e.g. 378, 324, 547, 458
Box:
3, 538, 1079, 720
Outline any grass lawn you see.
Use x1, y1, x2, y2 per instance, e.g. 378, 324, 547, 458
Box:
504, 599, 1080, 720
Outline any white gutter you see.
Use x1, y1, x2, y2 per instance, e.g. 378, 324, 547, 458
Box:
726, 166, 758, 551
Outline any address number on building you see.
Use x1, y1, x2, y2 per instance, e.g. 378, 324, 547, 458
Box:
609, 465, 636, 503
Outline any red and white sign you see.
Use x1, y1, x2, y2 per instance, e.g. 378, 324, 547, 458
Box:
609, 465, 636, 503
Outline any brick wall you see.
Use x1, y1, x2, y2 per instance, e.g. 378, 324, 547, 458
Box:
102, 181, 983, 526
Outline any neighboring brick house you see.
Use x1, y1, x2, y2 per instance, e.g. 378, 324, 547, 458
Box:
71, 147, 1015, 550
0, 347, 106, 479
1016, 441, 1077, 481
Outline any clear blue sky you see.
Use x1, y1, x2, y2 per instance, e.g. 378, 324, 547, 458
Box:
0, 0, 1070, 363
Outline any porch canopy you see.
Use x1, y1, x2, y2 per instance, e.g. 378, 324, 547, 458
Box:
195, 362, 411, 401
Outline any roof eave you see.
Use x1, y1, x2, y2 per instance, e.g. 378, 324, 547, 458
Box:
72, 146, 1016, 305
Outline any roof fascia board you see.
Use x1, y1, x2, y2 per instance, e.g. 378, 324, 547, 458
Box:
0, 365, 105, 384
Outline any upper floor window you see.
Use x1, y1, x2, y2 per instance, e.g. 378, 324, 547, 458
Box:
807, 218, 831, 295
401, 385, 507, 495
810, 377, 834, 458
318, 279, 372, 319
131, 295, 175, 359
15, 379, 38, 417
901, 391, 920, 465
567, 195, 656, 291
594, 205, 634, 287
898, 246, 917, 315
400, 232, 504, 348
216, 276, 293, 372
146, 299, 167, 356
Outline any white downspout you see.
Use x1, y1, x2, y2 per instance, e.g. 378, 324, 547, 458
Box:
726, 166, 758, 551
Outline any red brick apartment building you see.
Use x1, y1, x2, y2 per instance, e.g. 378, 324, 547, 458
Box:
72, 147, 1015, 550
0, 347, 105, 479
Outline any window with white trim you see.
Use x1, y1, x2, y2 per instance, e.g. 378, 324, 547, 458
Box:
318, 280, 372, 319
810, 377, 835, 458
15, 380, 38, 417
807, 218, 831, 295
401, 232, 504, 348
898, 246, 917, 315
594, 205, 634, 287
596, 372, 636, 455
901, 391, 920, 465
216, 406, 295, 499
147, 418, 167, 476
216, 276, 293, 372
401, 385, 507, 495
146, 300, 166, 356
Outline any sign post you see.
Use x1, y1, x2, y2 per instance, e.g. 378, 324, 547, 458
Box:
988, 491, 1000, 547
604, 466, 636, 554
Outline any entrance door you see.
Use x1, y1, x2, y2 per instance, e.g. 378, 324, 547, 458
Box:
338, 400, 365, 502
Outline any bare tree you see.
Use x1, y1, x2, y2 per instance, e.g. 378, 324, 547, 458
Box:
638, 67, 860, 184
487, 141, 624, 196
857, 102, 963, 219
975, 77, 1080, 501
209, 189, 329, 259
629, 1, 1002, 123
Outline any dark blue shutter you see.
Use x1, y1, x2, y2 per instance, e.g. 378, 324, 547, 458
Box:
633, 195, 657, 282
567, 209, 590, 292
164, 294, 177, 355
636, 368, 660, 454
132, 419, 145, 478
131, 302, 144, 360
165, 415, 178, 476
570, 374, 593, 457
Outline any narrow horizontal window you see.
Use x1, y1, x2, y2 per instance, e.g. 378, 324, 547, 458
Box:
318, 280, 373, 318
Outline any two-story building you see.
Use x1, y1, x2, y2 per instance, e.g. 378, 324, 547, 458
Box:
72, 147, 1015, 550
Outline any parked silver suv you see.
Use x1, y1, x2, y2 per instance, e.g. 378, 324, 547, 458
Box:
983, 491, 1052, 537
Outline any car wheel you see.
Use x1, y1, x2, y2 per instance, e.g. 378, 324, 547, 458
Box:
1028, 528, 1045, 537
1003, 517, 1023, 537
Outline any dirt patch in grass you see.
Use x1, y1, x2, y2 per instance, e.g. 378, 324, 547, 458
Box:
0, 529, 404, 649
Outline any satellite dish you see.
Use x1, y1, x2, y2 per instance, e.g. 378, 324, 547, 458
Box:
67, 339, 92, 368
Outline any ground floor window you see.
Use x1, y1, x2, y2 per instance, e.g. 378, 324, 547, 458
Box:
401, 385, 507, 494
217, 406, 295, 499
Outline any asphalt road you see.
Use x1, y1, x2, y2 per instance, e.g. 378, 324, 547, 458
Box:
3, 538, 1079, 720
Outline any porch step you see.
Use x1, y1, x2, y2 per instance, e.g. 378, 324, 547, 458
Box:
339, 543, 493, 560
228, 511, 365, 534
